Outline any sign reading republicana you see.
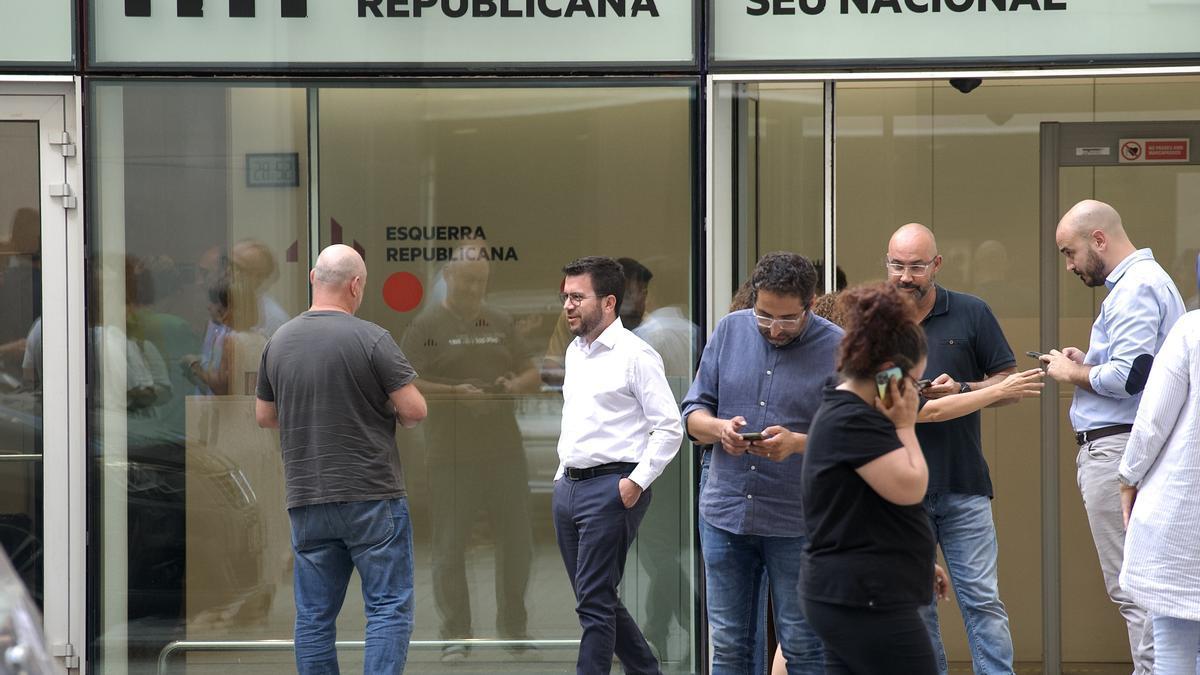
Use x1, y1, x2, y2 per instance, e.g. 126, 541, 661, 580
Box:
93, 0, 691, 65
714, 0, 1200, 64
0, 0, 73, 65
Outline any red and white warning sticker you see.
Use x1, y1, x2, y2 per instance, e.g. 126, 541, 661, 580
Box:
1118, 138, 1190, 163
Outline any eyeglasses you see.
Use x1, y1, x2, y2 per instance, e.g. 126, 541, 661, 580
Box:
884, 259, 937, 277
559, 293, 602, 307
751, 310, 805, 330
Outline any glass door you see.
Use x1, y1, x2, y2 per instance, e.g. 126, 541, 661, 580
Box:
0, 91, 76, 670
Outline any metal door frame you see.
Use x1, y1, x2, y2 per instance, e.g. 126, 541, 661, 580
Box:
1039, 119, 1200, 675
0, 75, 86, 673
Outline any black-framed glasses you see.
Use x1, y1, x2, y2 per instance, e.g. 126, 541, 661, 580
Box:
884, 258, 937, 277
751, 310, 805, 330
559, 292, 602, 307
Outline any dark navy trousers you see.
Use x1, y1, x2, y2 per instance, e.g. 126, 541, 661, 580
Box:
553, 471, 660, 675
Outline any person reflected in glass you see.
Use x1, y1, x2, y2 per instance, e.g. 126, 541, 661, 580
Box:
230, 238, 291, 336
0, 208, 41, 386
617, 257, 700, 664
400, 255, 538, 661
184, 274, 265, 397
800, 282, 944, 674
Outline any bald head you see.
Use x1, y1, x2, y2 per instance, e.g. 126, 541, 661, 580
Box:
889, 223, 939, 260
311, 245, 367, 313
1055, 200, 1137, 288
1056, 199, 1129, 243
886, 223, 942, 307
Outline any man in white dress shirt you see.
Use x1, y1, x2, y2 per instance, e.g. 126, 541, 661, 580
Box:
553, 256, 684, 675
1119, 309, 1200, 672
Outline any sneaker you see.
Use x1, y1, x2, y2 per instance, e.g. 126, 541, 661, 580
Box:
440, 644, 470, 662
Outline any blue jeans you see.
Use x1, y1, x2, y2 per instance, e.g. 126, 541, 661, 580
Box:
289, 498, 414, 675
919, 493, 1013, 675
1152, 615, 1200, 675
699, 449, 770, 674
699, 517, 824, 675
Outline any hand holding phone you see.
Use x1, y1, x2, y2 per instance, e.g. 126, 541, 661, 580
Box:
875, 366, 903, 401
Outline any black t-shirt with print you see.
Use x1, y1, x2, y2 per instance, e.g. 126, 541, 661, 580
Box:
801, 387, 936, 609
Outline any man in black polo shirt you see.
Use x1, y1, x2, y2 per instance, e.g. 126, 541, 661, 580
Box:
886, 223, 1018, 674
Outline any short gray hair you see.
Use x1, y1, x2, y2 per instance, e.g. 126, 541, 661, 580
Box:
312, 249, 363, 287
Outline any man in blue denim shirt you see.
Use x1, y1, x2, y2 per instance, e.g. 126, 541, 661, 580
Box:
682, 252, 842, 675
1044, 200, 1185, 674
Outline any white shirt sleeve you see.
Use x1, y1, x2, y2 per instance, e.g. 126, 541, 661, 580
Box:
627, 347, 684, 490
1120, 318, 1191, 486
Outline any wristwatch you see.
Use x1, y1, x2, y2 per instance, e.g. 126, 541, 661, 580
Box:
959, 381, 972, 394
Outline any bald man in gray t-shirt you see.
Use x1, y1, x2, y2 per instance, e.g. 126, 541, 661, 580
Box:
256, 244, 427, 675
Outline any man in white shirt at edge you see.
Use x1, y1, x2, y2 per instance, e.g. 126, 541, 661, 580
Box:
553, 255, 684, 675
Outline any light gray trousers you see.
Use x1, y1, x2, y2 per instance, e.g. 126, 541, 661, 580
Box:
1077, 432, 1154, 675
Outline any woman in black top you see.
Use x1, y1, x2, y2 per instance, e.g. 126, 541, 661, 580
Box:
800, 282, 946, 674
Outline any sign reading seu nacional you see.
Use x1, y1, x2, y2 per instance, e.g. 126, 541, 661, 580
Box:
714, 0, 1200, 63
91, 0, 692, 66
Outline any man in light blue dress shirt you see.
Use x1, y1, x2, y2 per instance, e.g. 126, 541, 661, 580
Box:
1044, 199, 1185, 675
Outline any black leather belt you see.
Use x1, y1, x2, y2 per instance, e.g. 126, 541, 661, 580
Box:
1075, 424, 1133, 446
564, 462, 638, 481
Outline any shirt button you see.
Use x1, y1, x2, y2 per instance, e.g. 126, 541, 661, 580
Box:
747, 494, 753, 499
750, 465, 757, 471
766, 370, 772, 376
759, 401, 765, 406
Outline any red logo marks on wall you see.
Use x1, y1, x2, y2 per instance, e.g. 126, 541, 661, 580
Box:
383, 272, 423, 313
330, 218, 367, 260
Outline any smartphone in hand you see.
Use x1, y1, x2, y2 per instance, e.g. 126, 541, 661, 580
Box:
739, 432, 765, 442
1025, 350, 1047, 359
874, 366, 903, 401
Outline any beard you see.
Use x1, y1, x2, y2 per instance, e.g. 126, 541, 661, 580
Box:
1077, 249, 1107, 287
757, 325, 799, 347
568, 304, 602, 338
896, 279, 932, 301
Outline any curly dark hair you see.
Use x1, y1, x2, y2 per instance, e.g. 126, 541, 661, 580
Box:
837, 283, 927, 379
751, 252, 818, 305
562, 256, 625, 313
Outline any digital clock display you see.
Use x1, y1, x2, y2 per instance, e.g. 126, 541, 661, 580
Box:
246, 153, 300, 188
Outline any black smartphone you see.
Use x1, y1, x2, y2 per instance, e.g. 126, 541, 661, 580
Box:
739, 432, 765, 442
1025, 350, 1046, 359
916, 378, 933, 391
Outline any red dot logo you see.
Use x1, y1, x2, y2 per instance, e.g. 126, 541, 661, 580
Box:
382, 272, 423, 313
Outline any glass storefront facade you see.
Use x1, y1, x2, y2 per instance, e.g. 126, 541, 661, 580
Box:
87, 80, 700, 673
3, 3, 1200, 674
